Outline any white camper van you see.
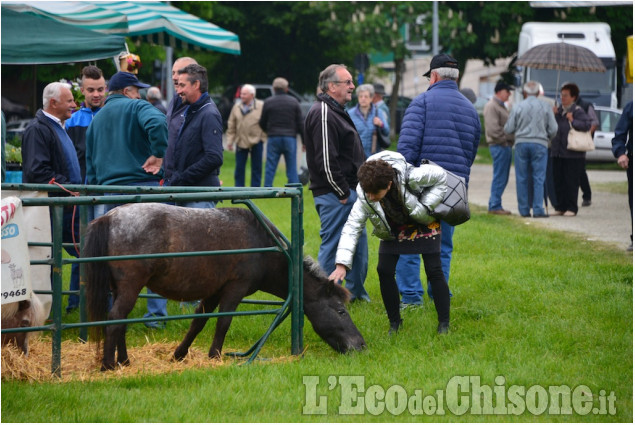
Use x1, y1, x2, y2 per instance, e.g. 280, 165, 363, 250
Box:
517, 22, 617, 108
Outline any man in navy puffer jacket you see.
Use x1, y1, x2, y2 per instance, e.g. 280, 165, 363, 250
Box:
396, 54, 481, 308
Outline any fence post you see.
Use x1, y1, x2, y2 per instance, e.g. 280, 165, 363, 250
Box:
51, 205, 64, 377
289, 185, 304, 355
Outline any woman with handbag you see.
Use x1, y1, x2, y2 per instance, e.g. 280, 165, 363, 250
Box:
328, 151, 451, 335
550, 83, 592, 217
348, 84, 390, 157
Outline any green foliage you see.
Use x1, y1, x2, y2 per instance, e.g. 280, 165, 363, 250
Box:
5, 143, 21, 164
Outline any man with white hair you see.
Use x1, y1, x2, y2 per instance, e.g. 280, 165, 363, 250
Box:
22, 81, 81, 315
396, 54, 481, 312
146, 86, 167, 114
304, 64, 370, 302
226, 84, 265, 187
504, 80, 558, 218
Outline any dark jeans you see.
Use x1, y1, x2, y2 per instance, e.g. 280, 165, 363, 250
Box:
61, 206, 80, 311
377, 253, 450, 325
580, 165, 592, 202
553, 157, 585, 213
628, 154, 633, 240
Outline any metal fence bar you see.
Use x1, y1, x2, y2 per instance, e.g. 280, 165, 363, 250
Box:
1, 183, 304, 376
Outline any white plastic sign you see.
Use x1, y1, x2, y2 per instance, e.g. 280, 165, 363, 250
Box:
1, 197, 32, 304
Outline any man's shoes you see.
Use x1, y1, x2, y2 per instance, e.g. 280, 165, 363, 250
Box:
389, 319, 403, 335
65, 306, 78, 314
552, 210, 565, 216
582, 199, 592, 207
145, 321, 166, 329
627, 242, 633, 252
533, 213, 549, 218
488, 209, 512, 215
563, 211, 577, 217
350, 295, 371, 303
520, 213, 531, 217
399, 302, 423, 312
437, 322, 449, 335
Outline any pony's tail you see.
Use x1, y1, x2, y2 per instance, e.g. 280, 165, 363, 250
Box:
83, 215, 113, 355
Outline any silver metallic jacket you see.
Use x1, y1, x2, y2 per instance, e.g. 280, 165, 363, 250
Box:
335, 151, 447, 269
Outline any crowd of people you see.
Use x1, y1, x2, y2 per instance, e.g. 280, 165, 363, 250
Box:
12, 51, 632, 337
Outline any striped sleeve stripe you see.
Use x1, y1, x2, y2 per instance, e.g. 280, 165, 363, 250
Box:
321, 103, 345, 197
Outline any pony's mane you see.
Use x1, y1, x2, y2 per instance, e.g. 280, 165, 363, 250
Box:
303, 256, 351, 303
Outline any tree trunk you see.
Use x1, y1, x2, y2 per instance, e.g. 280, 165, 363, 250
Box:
389, 57, 404, 138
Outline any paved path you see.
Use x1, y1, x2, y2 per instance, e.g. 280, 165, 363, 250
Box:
468, 163, 632, 250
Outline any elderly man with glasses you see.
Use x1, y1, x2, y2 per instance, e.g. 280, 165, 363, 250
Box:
304, 64, 370, 302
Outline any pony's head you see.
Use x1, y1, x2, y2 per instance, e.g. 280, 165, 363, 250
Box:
302, 257, 366, 353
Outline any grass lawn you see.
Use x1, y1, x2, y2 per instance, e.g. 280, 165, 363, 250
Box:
1, 151, 632, 422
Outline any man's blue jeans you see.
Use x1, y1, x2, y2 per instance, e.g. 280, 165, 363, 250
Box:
234, 141, 263, 187
396, 221, 454, 302
488, 144, 512, 211
93, 180, 168, 321
314, 191, 369, 301
264, 136, 299, 187
514, 143, 548, 216
62, 207, 80, 312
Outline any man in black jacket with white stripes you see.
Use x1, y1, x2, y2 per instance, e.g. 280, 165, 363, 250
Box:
303, 64, 370, 302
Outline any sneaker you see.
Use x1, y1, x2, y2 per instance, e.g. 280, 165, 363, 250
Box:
437, 322, 449, 334
563, 211, 577, 217
144, 321, 166, 329
350, 295, 371, 303
400, 302, 423, 312
582, 199, 592, 207
552, 210, 565, 216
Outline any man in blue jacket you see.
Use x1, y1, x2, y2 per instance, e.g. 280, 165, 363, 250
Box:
396, 54, 481, 309
22, 82, 81, 316
164, 63, 223, 206
86, 71, 169, 328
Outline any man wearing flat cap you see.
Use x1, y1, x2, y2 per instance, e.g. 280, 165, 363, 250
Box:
372, 83, 390, 129
86, 70, 169, 328
396, 53, 481, 313
484, 80, 515, 215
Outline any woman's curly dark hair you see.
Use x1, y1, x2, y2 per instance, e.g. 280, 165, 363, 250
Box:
561, 82, 580, 100
357, 159, 394, 193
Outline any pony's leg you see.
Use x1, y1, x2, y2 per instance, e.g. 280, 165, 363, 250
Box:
102, 284, 142, 371
209, 288, 246, 359
173, 294, 221, 361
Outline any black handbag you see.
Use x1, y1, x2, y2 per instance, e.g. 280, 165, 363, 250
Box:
374, 108, 391, 150
418, 159, 471, 226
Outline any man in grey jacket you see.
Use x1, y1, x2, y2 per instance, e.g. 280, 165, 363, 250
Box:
504, 80, 558, 218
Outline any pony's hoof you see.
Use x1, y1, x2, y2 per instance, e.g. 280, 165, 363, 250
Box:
118, 358, 131, 367
208, 349, 222, 360
174, 348, 188, 361
100, 362, 116, 371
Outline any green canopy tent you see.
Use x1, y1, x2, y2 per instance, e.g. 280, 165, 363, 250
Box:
1, 8, 127, 64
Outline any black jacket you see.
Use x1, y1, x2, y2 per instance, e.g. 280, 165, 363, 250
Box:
303, 93, 365, 200
164, 93, 224, 187
22, 110, 76, 185
259, 91, 303, 139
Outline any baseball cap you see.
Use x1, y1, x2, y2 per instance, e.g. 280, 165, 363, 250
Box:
494, 80, 514, 93
423, 54, 459, 77
108, 71, 150, 91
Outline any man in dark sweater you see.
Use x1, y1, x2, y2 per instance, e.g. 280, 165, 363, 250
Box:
259, 77, 304, 187
303, 64, 370, 302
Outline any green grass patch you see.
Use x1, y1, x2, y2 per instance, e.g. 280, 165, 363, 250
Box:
2, 151, 632, 422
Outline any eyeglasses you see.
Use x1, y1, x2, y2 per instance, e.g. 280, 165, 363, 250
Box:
331, 79, 354, 86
